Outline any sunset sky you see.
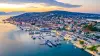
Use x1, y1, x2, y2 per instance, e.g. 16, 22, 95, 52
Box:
0, 0, 100, 14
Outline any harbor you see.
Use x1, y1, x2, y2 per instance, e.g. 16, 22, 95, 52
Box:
0, 22, 92, 56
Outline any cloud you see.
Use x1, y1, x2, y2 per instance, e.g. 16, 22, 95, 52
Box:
0, 0, 81, 8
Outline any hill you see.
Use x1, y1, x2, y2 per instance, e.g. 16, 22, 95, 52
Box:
8, 10, 100, 22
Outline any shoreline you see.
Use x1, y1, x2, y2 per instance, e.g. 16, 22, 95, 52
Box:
65, 37, 97, 56
72, 41, 96, 56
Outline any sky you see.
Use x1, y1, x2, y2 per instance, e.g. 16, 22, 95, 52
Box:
0, 0, 100, 14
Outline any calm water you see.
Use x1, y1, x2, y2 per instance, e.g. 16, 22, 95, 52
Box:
0, 24, 92, 56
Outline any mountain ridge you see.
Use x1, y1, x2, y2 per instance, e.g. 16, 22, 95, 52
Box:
7, 10, 100, 22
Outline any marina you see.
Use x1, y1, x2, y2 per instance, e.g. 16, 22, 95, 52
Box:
0, 23, 92, 56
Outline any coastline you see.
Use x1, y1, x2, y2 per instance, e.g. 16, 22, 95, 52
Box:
72, 41, 96, 56
73, 43, 96, 55
64, 36, 96, 56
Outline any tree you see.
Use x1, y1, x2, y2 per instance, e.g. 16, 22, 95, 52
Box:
88, 46, 98, 52
79, 40, 84, 45
83, 24, 99, 32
